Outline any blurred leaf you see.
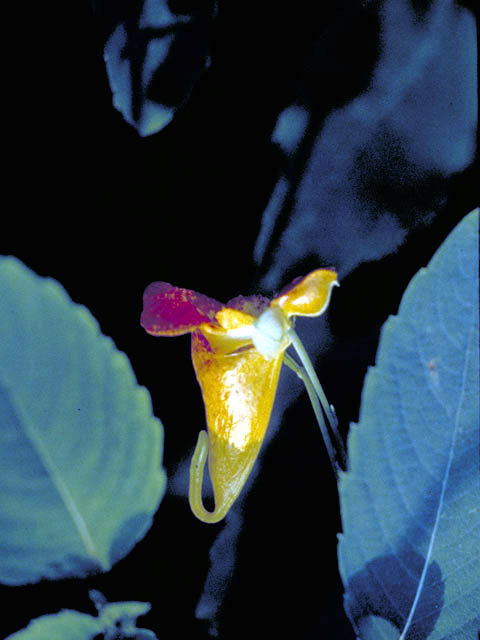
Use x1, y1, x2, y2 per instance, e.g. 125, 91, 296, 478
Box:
89, 588, 153, 636
7, 591, 157, 639
99, 0, 216, 136
0, 257, 166, 585
338, 209, 479, 639
256, 2, 476, 290
6, 610, 100, 640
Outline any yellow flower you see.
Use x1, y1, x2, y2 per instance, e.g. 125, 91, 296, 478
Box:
141, 269, 338, 523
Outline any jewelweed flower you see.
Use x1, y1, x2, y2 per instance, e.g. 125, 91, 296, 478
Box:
141, 269, 338, 523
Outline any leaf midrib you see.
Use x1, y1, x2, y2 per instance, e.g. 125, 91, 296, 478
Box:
399, 316, 476, 639
2, 374, 105, 567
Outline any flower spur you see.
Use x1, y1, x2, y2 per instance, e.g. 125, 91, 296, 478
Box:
141, 269, 345, 523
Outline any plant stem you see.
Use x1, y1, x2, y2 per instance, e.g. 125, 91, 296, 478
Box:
283, 352, 339, 479
286, 328, 347, 470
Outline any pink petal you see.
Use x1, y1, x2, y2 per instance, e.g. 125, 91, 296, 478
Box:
141, 282, 223, 336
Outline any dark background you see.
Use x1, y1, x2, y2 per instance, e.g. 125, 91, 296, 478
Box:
1, 1, 477, 638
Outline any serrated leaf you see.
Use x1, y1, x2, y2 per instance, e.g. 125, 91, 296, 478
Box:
0, 257, 166, 585
6, 610, 100, 640
338, 209, 479, 639
7, 593, 158, 640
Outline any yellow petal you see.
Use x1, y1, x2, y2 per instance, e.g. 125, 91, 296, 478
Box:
271, 268, 338, 317
215, 307, 256, 330
199, 308, 255, 356
189, 330, 284, 522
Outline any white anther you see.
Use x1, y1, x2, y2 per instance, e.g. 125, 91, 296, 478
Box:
251, 307, 290, 359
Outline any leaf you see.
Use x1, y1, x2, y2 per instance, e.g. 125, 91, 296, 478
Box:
6, 610, 100, 640
7, 591, 158, 639
338, 209, 479, 639
0, 257, 166, 585
254, 2, 476, 290
99, 0, 215, 136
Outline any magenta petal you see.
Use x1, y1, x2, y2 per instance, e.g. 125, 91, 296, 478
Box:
141, 282, 223, 336
226, 294, 270, 318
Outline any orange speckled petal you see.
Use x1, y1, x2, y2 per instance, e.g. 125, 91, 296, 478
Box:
141, 282, 223, 336
189, 329, 284, 522
226, 294, 271, 317
271, 268, 338, 317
